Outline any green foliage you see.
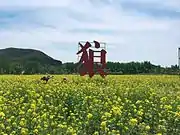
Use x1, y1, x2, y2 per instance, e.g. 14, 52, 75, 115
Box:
0, 75, 179, 135
0, 48, 179, 75
0, 48, 62, 74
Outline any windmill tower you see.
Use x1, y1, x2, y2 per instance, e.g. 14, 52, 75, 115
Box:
178, 48, 180, 69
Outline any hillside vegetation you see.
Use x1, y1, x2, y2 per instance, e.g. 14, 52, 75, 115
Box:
0, 48, 62, 74
0, 48, 179, 75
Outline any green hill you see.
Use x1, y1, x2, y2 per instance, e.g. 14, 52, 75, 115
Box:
0, 47, 62, 74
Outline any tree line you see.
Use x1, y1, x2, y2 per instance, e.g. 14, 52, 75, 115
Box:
0, 61, 179, 75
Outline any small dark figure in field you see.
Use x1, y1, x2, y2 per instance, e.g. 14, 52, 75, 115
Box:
40, 75, 53, 83
62, 77, 68, 82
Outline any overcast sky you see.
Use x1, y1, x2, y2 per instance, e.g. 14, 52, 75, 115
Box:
0, 0, 180, 67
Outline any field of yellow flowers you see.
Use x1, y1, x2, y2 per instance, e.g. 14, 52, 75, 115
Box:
0, 75, 179, 135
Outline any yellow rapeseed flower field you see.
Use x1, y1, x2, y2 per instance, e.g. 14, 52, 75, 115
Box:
0, 75, 180, 135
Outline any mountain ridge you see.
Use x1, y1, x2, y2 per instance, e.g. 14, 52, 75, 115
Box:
0, 47, 63, 74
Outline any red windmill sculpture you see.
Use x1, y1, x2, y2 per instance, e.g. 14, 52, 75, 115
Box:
76, 40, 107, 78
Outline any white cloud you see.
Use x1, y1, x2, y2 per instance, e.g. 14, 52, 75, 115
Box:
120, 0, 180, 11
0, 0, 179, 66
0, 0, 71, 7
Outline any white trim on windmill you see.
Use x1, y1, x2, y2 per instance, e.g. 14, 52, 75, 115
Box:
77, 41, 106, 62
178, 48, 180, 69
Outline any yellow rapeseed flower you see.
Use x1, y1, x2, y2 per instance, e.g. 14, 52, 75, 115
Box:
101, 121, 106, 128
21, 128, 28, 135
156, 133, 162, 135
0, 112, 5, 118
129, 118, 138, 126
87, 113, 93, 119
145, 125, 150, 131
112, 106, 122, 116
